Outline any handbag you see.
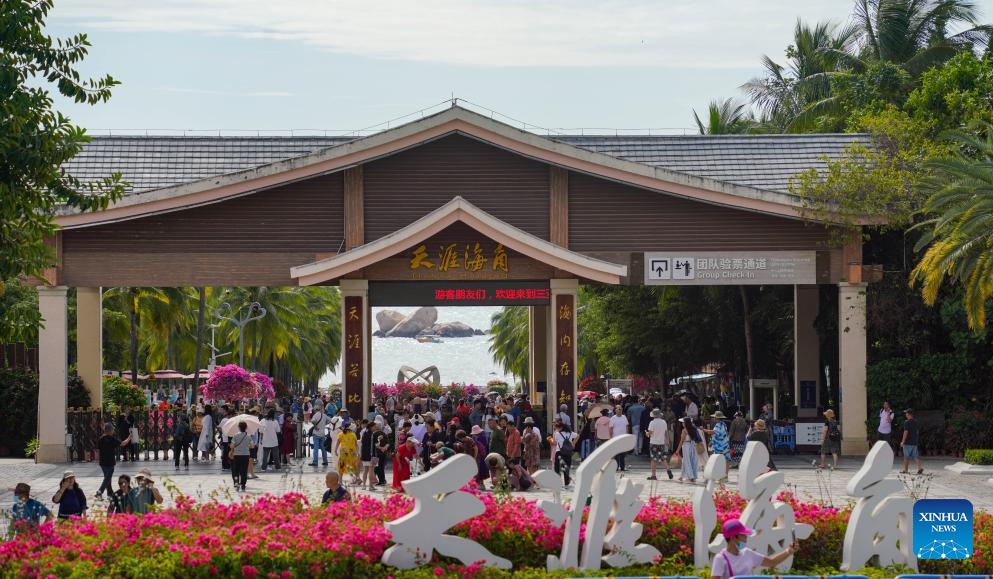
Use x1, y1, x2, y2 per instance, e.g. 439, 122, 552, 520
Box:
695, 441, 706, 454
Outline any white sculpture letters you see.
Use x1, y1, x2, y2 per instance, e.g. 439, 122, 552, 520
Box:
737, 441, 812, 570
692, 452, 726, 567
381, 453, 512, 569
840, 441, 916, 571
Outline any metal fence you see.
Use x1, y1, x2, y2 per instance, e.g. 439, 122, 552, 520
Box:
65, 408, 309, 463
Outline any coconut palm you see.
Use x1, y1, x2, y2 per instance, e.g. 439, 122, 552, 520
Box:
911, 122, 993, 329
489, 306, 530, 386
742, 19, 858, 131
850, 0, 991, 75
692, 98, 756, 135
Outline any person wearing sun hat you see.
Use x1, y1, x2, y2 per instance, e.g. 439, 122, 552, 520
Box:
818, 408, 841, 469
52, 470, 87, 520
129, 468, 163, 514
11, 482, 52, 532
710, 518, 798, 579
746, 418, 775, 471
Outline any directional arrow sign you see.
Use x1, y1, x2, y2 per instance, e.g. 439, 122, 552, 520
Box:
648, 258, 671, 280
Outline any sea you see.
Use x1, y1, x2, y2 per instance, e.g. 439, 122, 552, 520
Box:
318, 306, 515, 388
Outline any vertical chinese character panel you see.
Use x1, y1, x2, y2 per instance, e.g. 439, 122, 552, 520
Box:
555, 293, 576, 428
344, 295, 365, 417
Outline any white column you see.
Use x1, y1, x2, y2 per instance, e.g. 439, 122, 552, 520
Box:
839, 283, 869, 455
37, 286, 69, 464
794, 285, 820, 418
76, 287, 103, 408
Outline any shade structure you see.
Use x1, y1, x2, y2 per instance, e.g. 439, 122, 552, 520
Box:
152, 369, 185, 380
117, 371, 150, 380
183, 369, 211, 380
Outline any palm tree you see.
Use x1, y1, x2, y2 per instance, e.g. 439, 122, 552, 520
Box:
742, 19, 858, 131
910, 122, 993, 329
692, 98, 756, 134
489, 306, 530, 386
851, 0, 991, 75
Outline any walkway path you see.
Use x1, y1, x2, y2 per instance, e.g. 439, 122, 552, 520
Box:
1, 452, 989, 515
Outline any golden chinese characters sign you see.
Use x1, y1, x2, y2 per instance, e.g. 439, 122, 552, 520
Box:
343, 296, 364, 417
555, 294, 576, 425
363, 241, 554, 281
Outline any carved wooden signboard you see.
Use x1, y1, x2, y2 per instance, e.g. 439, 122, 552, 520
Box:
554, 293, 576, 426
342, 296, 364, 417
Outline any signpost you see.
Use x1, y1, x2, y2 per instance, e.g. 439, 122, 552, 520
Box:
644, 251, 816, 285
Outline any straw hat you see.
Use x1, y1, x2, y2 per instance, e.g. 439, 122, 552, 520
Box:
823, 409, 835, 418
753, 419, 767, 431
711, 411, 727, 419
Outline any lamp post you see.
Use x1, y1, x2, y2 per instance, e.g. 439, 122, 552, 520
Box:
215, 302, 267, 368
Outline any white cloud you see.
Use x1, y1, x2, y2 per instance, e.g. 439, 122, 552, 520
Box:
53, 0, 855, 68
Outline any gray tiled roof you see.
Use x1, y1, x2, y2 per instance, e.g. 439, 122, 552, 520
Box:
552, 134, 870, 193
64, 132, 869, 196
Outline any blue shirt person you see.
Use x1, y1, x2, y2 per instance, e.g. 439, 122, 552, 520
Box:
10, 483, 52, 535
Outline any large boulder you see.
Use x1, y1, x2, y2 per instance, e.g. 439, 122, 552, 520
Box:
386, 307, 438, 337
376, 310, 406, 334
425, 321, 475, 338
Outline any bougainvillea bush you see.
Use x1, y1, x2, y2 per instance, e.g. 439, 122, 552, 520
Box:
1, 491, 987, 578
200, 365, 275, 402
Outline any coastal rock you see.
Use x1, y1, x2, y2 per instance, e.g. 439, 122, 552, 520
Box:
373, 330, 385, 337
376, 310, 406, 333
474, 329, 486, 335
386, 307, 438, 337
425, 321, 475, 338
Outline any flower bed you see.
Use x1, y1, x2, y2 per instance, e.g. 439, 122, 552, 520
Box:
1, 491, 987, 578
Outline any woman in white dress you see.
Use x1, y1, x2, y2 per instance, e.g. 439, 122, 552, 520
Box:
198, 405, 215, 461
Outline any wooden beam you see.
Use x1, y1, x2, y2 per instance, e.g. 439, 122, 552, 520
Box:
841, 229, 863, 283
344, 165, 364, 250
550, 166, 568, 247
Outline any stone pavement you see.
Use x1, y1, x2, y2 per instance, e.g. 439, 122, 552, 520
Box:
1, 451, 990, 516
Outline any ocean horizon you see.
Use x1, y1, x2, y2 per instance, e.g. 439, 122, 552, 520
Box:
319, 306, 516, 388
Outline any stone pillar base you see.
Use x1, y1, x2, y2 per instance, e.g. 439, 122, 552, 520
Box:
36, 444, 68, 464
842, 439, 870, 456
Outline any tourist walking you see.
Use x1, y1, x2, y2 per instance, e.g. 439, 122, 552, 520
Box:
748, 419, 776, 471
197, 405, 215, 462
878, 400, 894, 445
627, 398, 645, 455
96, 423, 130, 500
172, 414, 192, 470
609, 405, 630, 471
52, 471, 87, 520
505, 417, 522, 465
900, 408, 924, 474
818, 409, 841, 469
488, 416, 507, 458
646, 409, 672, 480
309, 402, 330, 467
707, 411, 731, 478
129, 469, 163, 514
551, 421, 577, 487
336, 423, 360, 484
281, 414, 297, 464
10, 483, 51, 534
728, 411, 748, 467
230, 421, 254, 492
521, 417, 541, 473
594, 408, 611, 447
677, 417, 702, 483
710, 519, 798, 579
259, 409, 281, 472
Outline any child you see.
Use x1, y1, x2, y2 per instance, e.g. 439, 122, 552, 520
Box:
10, 483, 51, 534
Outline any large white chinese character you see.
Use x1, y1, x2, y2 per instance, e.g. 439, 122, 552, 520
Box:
692, 453, 726, 568
537, 434, 658, 571
738, 441, 812, 570
841, 441, 916, 571
382, 453, 512, 570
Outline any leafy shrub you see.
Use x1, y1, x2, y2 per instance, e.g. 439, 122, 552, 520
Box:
102, 375, 148, 410
965, 449, 993, 465
0, 368, 88, 457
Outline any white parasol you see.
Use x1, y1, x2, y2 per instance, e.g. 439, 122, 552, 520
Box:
221, 414, 262, 436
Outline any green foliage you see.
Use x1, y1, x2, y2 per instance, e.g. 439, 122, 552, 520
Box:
0, 367, 85, 457
488, 306, 529, 385
102, 375, 147, 410
692, 98, 756, 134
0, 0, 125, 282
0, 278, 40, 343
791, 107, 941, 235
911, 122, 993, 329
831, 60, 914, 116
965, 448, 993, 464
23, 436, 38, 457
906, 51, 993, 135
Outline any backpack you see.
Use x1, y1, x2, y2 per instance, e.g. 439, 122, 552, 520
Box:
558, 432, 574, 455
828, 420, 841, 441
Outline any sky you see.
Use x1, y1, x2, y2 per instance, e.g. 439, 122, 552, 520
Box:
46, 0, 864, 135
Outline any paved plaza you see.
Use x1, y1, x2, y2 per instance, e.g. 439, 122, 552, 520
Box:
3, 451, 990, 516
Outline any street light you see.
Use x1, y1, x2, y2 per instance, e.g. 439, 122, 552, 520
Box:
215, 301, 267, 368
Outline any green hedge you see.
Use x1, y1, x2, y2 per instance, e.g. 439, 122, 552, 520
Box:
964, 448, 993, 465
